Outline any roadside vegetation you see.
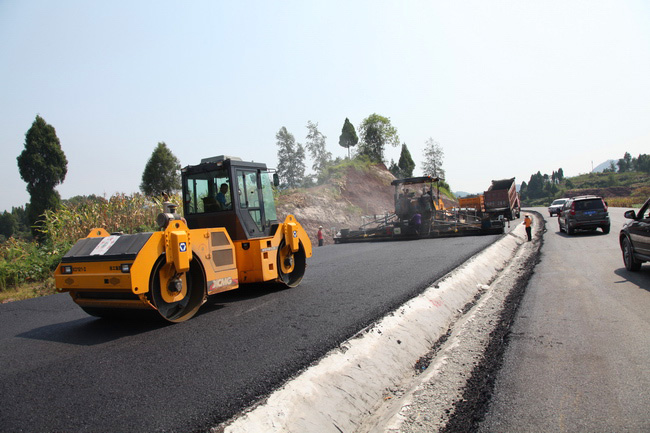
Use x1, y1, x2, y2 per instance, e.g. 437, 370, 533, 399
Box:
520, 152, 650, 208
2, 114, 185, 303
0, 194, 173, 303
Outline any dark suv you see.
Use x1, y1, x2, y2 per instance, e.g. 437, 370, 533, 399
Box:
558, 195, 610, 235
619, 197, 650, 271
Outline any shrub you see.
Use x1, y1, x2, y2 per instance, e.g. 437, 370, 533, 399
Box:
0, 238, 61, 291
0, 193, 180, 293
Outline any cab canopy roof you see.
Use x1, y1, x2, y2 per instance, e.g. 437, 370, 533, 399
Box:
183, 156, 268, 174
200, 155, 242, 164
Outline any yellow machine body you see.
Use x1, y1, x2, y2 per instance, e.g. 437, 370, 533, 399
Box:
234, 215, 311, 284
55, 156, 312, 322
55, 215, 311, 322
458, 195, 485, 212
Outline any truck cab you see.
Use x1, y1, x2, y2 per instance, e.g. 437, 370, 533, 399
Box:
182, 156, 279, 240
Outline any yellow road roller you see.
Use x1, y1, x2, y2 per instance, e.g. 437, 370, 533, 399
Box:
54, 156, 312, 322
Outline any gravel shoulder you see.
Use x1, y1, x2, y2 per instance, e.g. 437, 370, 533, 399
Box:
379, 214, 542, 432
217, 214, 543, 433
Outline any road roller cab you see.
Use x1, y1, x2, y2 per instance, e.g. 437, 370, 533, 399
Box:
54, 156, 312, 322
183, 156, 279, 240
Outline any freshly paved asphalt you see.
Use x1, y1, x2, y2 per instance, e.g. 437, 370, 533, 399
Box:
0, 232, 503, 433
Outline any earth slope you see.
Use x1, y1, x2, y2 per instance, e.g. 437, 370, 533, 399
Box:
276, 164, 395, 246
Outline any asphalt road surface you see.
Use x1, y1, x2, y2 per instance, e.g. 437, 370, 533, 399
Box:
479, 207, 650, 432
0, 231, 503, 433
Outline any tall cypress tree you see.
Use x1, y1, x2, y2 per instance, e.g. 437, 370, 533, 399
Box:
140, 142, 181, 197
397, 144, 415, 178
338, 118, 358, 159
17, 115, 68, 239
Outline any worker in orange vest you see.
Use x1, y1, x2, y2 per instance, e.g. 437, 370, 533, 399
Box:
523, 215, 532, 241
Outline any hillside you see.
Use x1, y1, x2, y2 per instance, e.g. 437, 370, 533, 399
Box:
566, 173, 649, 207
521, 171, 650, 207
276, 164, 394, 246
276, 163, 457, 246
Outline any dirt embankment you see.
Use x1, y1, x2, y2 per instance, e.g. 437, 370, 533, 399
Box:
276, 165, 458, 247
276, 165, 396, 246
564, 186, 632, 198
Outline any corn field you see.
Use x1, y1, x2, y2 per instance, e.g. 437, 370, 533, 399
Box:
40, 193, 182, 247
1, 193, 181, 293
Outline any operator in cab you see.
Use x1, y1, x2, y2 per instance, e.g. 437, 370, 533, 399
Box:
216, 183, 231, 210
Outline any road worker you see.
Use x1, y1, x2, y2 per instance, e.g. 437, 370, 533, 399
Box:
523, 214, 532, 241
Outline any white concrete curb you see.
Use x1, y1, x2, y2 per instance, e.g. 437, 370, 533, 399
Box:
217, 223, 530, 433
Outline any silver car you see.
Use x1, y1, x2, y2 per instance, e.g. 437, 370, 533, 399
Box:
548, 198, 568, 216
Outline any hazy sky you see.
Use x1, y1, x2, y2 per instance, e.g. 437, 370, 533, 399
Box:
1, 1, 649, 212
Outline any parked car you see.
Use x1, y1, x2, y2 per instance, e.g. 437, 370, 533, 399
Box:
548, 198, 568, 216
619, 197, 650, 271
558, 195, 610, 235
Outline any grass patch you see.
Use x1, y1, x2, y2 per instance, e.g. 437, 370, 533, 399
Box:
0, 279, 56, 304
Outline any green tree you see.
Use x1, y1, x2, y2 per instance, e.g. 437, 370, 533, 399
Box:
519, 181, 528, 199
634, 154, 650, 173
602, 162, 616, 173
0, 211, 18, 240
421, 137, 445, 179
526, 171, 545, 199
12, 206, 31, 239
617, 152, 632, 173
338, 118, 359, 159
305, 121, 332, 180
276, 127, 306, 189
64, 194, 107, 207
17, 115, 68, 239
140, 142, 181, 197
388, 159, 399, 177
357, 113, 399, 163
396, 143, 415, 178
